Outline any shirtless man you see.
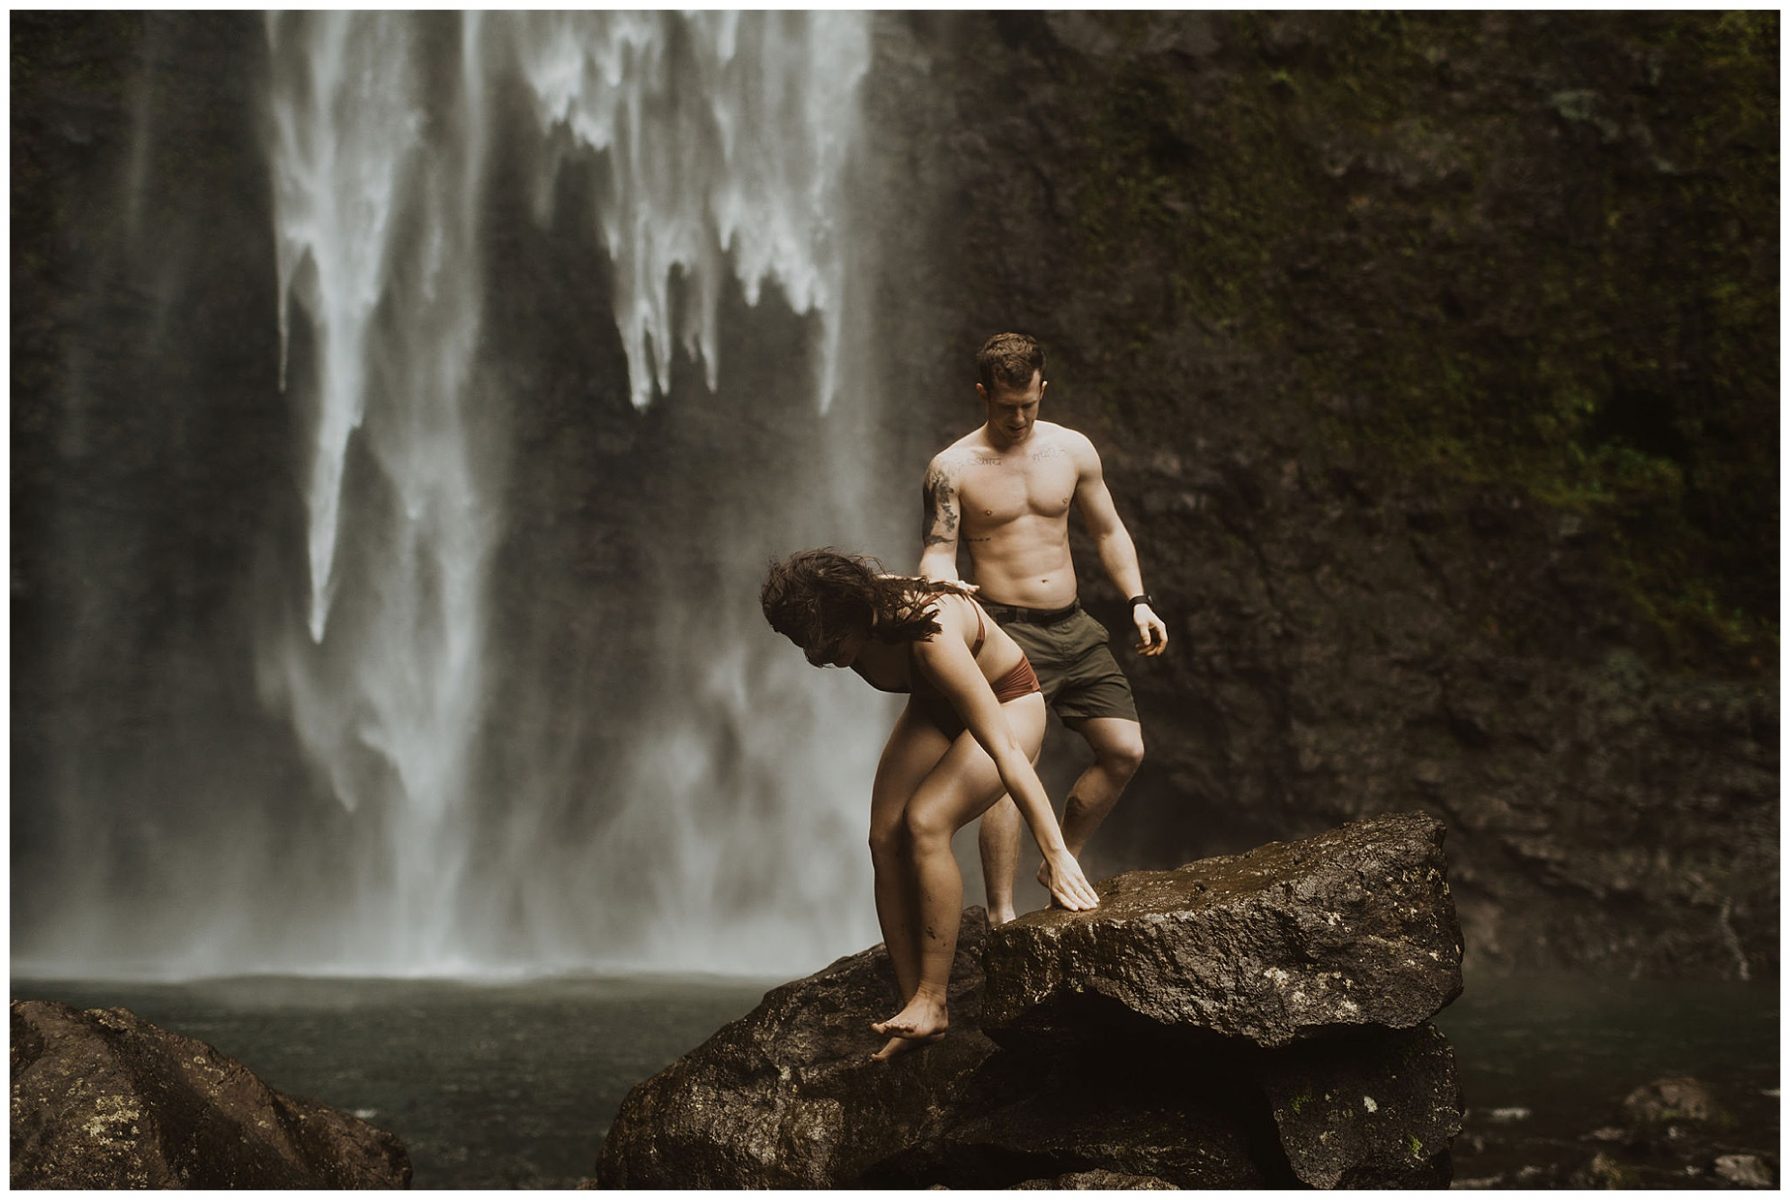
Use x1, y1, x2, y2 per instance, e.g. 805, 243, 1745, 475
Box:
919, 332, 1168, 924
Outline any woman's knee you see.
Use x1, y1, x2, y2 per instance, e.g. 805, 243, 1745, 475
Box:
868, 820, 908, 862
901, 801, 955, 849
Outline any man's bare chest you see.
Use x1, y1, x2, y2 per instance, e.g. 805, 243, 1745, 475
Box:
957, 446, 1077, 527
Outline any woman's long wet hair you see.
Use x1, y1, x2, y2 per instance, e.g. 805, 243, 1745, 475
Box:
761, 548, 974, 662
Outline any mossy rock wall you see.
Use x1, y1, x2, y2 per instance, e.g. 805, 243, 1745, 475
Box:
859, 11, 1776, 976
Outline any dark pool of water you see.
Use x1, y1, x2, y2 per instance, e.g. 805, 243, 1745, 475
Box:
1435, 971, 1779, 1185
12, 973, 774, 1189
14, 970, 1779, 1188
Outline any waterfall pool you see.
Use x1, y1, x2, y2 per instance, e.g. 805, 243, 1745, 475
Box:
12, 971, 1777, 1188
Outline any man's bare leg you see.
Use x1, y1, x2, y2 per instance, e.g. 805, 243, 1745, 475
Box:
975, 741, 1042, 925
1030, 716, 1145, 892
976, 797, 1022, 925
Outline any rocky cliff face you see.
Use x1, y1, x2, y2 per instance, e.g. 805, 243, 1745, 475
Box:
11, 13, 1775, 978
595, 814, 1466, 1188
855, 11, 1777, 978
11, 13, 325, 948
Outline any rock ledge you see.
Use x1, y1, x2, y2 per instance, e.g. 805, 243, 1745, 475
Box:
597, 812, 1466, 1188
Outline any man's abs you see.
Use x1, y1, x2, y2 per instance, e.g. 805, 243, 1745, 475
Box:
963, 520, 1078, 609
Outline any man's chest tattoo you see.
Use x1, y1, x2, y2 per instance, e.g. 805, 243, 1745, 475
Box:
970, 445, 1066, 468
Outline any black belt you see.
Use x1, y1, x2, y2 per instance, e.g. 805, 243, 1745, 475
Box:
982, 599, 1080, 625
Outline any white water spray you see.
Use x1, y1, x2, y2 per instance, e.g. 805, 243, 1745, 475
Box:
508, 12, 865, 411
258, 13, 888, 974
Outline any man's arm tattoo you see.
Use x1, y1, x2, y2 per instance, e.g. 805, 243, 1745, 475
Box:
922, 466, 960, 547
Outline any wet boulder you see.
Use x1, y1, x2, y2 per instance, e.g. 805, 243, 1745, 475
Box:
10, 1000, 410, 1189
981, 812, 1463, 1047
595, 813, 1467, 1188
594, 915, 999, 1188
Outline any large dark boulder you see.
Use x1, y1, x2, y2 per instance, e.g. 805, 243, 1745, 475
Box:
982, 811, 1462, 1046
10, 1001, 410, 1189
597, 814, 1464, 1189
594, 914, 998, 1188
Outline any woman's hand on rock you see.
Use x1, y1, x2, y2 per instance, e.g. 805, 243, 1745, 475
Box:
1040, 852, 1101, 912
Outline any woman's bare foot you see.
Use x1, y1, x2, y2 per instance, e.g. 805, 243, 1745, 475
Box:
870, 1032, 942, 1062
870, 989, 949, 1041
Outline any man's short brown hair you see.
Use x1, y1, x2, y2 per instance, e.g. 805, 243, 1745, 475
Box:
976, 332, 1045, 393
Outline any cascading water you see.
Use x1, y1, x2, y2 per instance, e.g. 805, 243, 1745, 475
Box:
261, 11, 500, 967
256, 12, 890, 975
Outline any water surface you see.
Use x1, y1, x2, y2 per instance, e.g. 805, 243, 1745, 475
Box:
15, 971, 1777, 1188
1437, 972, 1778, 1184
14, 974, 773, 1189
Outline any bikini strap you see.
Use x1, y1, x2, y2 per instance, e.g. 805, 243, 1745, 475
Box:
971, 604, 986, 658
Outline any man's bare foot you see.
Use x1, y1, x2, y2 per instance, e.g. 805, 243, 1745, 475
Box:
870, 1033, 942, 1062
988, 905, 1017, 927
870, 990, 949, 1041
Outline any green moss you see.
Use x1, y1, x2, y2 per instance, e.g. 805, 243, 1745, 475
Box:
1054, 11, 1775, 667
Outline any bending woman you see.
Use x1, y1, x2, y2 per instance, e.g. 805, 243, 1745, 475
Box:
761, 548, 1100, 1062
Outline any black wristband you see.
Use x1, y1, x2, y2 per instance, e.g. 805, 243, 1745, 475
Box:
1128, 594, 1155, 611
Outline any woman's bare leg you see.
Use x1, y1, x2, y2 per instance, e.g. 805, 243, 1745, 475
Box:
867, 705, 951, 1059
873, 696, 1045, 1042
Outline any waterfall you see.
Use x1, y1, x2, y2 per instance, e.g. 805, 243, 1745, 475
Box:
509, 12, 863, 413
257, 13, 888, 975
261, 12, 499, 967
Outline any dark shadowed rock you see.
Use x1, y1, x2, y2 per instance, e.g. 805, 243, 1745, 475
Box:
982, 813, 1463, 1047
1621, 1076, 1720, 1127
868, 1037, 1276, 1189
923, 1089, 1269, 1189
1714, 1154, 1774, 1188
10, 1000, 410, 1189
1258, 1022, 1461, 1186
594, 912, 996, 1188
1012, 1169, 1177, 1188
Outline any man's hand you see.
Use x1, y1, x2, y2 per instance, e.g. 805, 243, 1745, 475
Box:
1132, 604, 1168, 657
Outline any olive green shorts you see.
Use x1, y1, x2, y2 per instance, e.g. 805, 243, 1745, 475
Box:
982, 601, 1139, 724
